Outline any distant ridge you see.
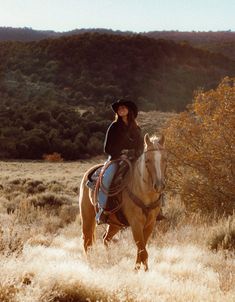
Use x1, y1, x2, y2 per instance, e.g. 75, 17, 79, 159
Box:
0, 26, 133, 41
1, 26, 234, 60
146, 30, 235, 60
0, 26, 58, 41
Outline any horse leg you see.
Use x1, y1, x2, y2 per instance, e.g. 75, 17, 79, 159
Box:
143, 219, 156, 245
141, 219, 157, 271
82, 213, 96, 253
103, 224, 121, 246
79, 184, 96, 253
130, 223, 148, 271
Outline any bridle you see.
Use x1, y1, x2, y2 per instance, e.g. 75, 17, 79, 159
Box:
125, 145, 165, 216
138, 144, 164, 186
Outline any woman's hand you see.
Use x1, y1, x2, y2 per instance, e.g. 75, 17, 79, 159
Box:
120, 154, 128, 160
120, 149, 135, 160
120, 149, 128, 160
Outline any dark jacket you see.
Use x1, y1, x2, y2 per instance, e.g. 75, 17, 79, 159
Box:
104, 120, 144, 160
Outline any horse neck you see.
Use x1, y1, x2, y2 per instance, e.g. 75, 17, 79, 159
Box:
132, 154, 147, 187
129, 154, 159, 202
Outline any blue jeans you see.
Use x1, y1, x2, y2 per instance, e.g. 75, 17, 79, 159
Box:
98, 161, 118, 209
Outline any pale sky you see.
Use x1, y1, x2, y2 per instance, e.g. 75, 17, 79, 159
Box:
0, 0, 234, 32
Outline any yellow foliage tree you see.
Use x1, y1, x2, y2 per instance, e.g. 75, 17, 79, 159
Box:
165, 77, 234, 214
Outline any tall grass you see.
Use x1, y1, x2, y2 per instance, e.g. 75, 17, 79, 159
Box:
0, 160, 234, 302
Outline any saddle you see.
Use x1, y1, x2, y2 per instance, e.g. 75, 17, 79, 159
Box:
86, 161, 129, 192
86, 161, 130, 226
86, 165, 103, 190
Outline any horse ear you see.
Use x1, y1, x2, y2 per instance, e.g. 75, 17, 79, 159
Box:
158, 134, 165, 146
144, 133, 151, 146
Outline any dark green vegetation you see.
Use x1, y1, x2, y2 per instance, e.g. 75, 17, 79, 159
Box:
1, 27, 234, 60
0, 100, 111, 159
0, 32, 234, 159
146, 31, 235, 61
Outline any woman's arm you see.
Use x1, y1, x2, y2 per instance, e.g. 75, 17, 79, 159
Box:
104, 122, 120, 158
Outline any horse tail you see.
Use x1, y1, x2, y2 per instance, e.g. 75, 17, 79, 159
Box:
79, 173, 96, 252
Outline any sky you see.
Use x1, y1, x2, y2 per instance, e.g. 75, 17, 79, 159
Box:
0, 0, 234, 32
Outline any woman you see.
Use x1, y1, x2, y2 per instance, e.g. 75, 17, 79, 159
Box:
96, 99, 144, 224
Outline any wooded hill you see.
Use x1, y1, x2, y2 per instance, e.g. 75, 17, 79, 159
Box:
0, 33, 234, 160
0, 27, 234, 60
0, 27, 132, 41
146, 31, 235, 61
0, 33, 234, 111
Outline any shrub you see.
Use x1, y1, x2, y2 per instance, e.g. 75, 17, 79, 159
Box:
208, 214, 235, 251
24, 179, 46, 194
29, 192, 71, 209
165, 77, 234, 215
43, 152, 63, 162
0, 282, 18, 302
59, 205, 79, 225
0, 223, 24, 255
51, 282, 114, 302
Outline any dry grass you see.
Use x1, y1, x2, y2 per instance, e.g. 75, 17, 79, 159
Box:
137, 111, 176, 135
0, 157, 234, 302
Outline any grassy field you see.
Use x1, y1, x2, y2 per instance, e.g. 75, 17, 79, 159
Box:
0, 158, 234, 302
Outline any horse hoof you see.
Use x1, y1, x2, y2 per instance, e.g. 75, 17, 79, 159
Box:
144, 265, 149, 272
103, 239, 109, 247
134, 264, 141, 271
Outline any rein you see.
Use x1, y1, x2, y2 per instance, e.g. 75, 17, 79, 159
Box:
93, 158, 132, 215
126, 187, 161, 216
127, 146, 163, 215
98, 158, 132, 196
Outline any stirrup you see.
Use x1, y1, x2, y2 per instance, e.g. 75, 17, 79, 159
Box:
96, 208, 108, 225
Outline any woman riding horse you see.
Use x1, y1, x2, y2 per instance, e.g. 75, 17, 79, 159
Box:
95, 99, 144, 224
79, 132, 167, 271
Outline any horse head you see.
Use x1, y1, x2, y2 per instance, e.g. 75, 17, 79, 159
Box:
144, 133, 167, 193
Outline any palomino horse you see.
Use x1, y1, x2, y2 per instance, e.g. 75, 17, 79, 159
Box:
79, 133, 167, 271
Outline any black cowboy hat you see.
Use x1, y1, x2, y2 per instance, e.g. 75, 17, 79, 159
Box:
111, 99, 138, 118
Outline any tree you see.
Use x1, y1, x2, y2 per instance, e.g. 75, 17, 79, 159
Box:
87, 135, 103, 155
165, 77, 234, 215
33, 110, 51, 123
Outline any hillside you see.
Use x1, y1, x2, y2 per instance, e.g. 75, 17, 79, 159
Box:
0, 27, 133, 41
0, 33, 234, 160
0, 26, 57, 41
146, 31, 235, 60
0, 33, 234, 112
0, 27, 234, 60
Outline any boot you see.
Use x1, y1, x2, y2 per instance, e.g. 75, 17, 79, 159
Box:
86, 179, 96, 190
96, 208, 108, 225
